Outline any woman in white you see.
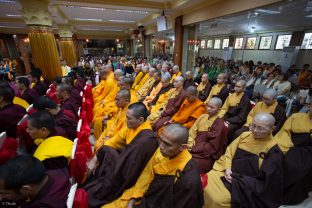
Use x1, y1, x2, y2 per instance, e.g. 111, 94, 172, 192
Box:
273, 73, 291, 96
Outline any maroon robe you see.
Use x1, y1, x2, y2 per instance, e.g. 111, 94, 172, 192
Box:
21, 170, 70, 208
0, 103, 26, 138
190, 117, 227, 173
17, 88, 39, 105
32, 81, 48, 96
72, 88, 82, 106
75, 76, 85, 92
54, 109, 78, 141
83, 129, 158, 208
61, 97, 79, 118
183, 79, 196, 90
212, 85, 229, 104
198, 83, 212, 102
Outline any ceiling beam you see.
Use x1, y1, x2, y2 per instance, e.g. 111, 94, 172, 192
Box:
136, 13, 159, 27
69, 20, 135, 29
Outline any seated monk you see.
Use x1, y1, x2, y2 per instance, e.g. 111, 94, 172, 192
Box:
132, 64, 143, 87
170, 65, 182, 83
56, 83, 79, 118
205, 73, 229, 104
94, 89, 131, 152
188, 97, 227, 173
148, 76, 186, 125
33, 96, 77, 141
197, 73, 212, 102
153, 86, 207, 131
136, 68, 157, 101
233, 88, 286, 139
0, 155, 70, 208
27, 111, 73, 172
133, 66, 150, 93
274, 105, 312, 205
142, 71, 164, 107
148, 73, 172, 108
15, 77, 39, 105
0, 83, 26, 138
183, 70, 196, 89
218, 80, 251, 143
68, 70, 85, 92
203, 113, 284, 208
62, 76, 83, 106
93, 65, 114, 105
29, 70, 48, 96
83, 103, 158, 208
103, 124, 204, 208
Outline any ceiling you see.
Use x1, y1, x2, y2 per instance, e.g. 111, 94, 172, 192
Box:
198, 0, 312, 37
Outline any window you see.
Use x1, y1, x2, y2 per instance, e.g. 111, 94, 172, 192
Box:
234, 37, 243, 49
207, 40, 213, 49
245, 37, 257, 49
222, 38, 229, 49
259, 36, 273, 50
301, 33, 312, 49
200, 40, 206, 49
214, 39, 221, 49
275, 35, 292, 49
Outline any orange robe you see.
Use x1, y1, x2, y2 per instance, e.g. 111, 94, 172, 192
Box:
132, 71, 144, 90
93, 73, 114, 104
143, 82, 162, 108
133, 73, 149, 92
170, 71, 182, 83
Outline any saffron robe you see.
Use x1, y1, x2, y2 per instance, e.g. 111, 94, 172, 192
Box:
83, 127, 158, 208
93, 72, 114, 104
103, 149, 203, 208
93, 79, 118, 112
274, 113, 312, 205
150, 85, 172, 106
205, 83, 229, 104
0, 103, 25, 138
13, 96, 29, 109
204, 132, 284, 208
133, 73, 149, 92
143, 82, 162, 107
189, 115, 227, 173
170, 71, 182, 83
132, 71, 144, 90
197, 82, 212, 102
136, 76, 155, 101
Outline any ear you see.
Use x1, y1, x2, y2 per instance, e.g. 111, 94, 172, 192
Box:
271, 125, 276, 133
180, 144, 188, 151
19, 185, 32, 195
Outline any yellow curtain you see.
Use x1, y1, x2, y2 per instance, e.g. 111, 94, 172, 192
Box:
29, 31, 62, 80
60, 40, 77, 67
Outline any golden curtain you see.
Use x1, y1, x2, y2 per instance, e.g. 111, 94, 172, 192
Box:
29, 31, 62, 80
60, 39, 77, 67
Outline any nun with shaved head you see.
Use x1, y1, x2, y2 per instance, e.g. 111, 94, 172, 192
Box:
203, 112, 284, 208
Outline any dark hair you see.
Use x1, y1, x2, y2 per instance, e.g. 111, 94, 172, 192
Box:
28, 111, 55, 131
63, 76, 74, 86
0, 85, 15, 102
30, 70, 41, 80
68, 71, 77, 79
58, 83, 72, 95
33, 96, 57, 110
128, 102, 148, 120
17, 77, 30, 88
0, 155, 45, 191
53, 76, 62, 85
280, 73, 288, 81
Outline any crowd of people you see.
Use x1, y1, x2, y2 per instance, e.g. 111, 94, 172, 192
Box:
0, 54, 311, 208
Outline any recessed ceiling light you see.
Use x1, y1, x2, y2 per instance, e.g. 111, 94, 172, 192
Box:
0, 0, 15, 3
254, 9, 280, 14
109, 20, 135, 23
6, 14, 22, 17
74, 18, 102, 21
66, 5, 105, 11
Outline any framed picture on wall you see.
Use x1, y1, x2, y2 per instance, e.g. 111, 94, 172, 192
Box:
301, 33, 312, 49
275, 34, 292, 50
259, 36, 273, 50
222, 38, 229, 49
234, 37, 243, 49
245, 37, 257, 49
207, 40, 213, 49
214, 39, 221, 49
200, 40, 206, 49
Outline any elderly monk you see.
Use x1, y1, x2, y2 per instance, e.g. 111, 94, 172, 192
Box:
84, 103, 158, 208
153, 86, 207, 131
136, 68, 157, 101
205, 73, 229, 104
203, 113, 284, 208
188, 97, 227, 173
219, 80, 251, 143
94, 89, 131, 152
183, 70, 196, 89
197, 73, 212, 102
148, 76, 185, 124
142, 71, 164, 107
132, 64, 143, 83
93, 65, 114, 104
148, 73, 172, 108
233, 88, 286, 139
103, 124, 203, 208
133, 66, 149, 92
274, 104, 312, 205
56, 83, 79, 118
170, 65, 182, 83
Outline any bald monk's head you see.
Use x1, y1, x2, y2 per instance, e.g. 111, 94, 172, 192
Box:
104, 64, 113, 73
206, 97, 222, 117
142, 66, 149, 74
149, 68, 157, 77
216, 73, 227, 85
201, 73, 209, 84
185, 86, 198, 103
99, 69, 108, 80
126, 102, 149, 129
114, 69, 123, 81
159, 123, 189, 158
119, 77, 133, 90
262, 89, 277, 106
115, 89, 131, 109
56, 83, 72, 100
234, 80, 246, 94
185, 70, 193, 80
134, 64, 142, 73
173, 76, 185, 89
161, 73, 171, 88
250, 113, 276, 139
153, 71, 162, 82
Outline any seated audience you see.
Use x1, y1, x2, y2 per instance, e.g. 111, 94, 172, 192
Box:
205, 73, 229, 104
136, 68, 157, 101
183, 70, 196, 89
29, 70, 48, 96
197, 73, 212, 102
273, 73, 292, 96
56, 83, 79, 118
142, 71, 163, 106
15, 77, 38, 105
170, 65, 182, 83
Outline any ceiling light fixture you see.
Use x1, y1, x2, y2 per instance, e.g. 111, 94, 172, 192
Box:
250, 26, 255, 33
254, 9, 280, 14
65, 5, 105, 11
109, 20, 135, 23
65, 5, 148, 13
74, 18, 102, 21
114, 9, 149, 14
0, 0, 15, 3
6, 14, 22, 17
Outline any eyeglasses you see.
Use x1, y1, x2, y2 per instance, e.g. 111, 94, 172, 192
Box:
249, 123, 271, 132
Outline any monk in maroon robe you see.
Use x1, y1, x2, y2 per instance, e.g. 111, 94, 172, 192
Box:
16, 77, 39, 105
56, 83, 79, 118
29, 70, 48, 96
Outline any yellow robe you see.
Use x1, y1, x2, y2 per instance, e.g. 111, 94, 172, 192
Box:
197, 82, 207, 92
170, 71, 182, 83
13, 96, 30, 109
274, 113, 312, 154
93, 80, 119, 114
218, 92, 244, 118
143, 82, 162, 108
133, 73, 149, 93
244, 101, 278, 127
203, 132, 277, 208
205, 83, 225, 104
103, 148, 192, 208
136, 76, 155, 101
93, 72, 114, 104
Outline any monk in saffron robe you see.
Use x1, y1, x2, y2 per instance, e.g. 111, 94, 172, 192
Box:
0, 155, 70, 208
197, 73, 212, 102
133, 66, 150, 93
218, 80, 251, 143
274, 106, 312, 205
153, 86, 207, 131
83, 103, 158, 208
136, 68, 157, 101
205, 73, 229, 104
233, 88, 286, 139
103, 124, 203, 208
148, 76, 186, 125
94, 89, 131, 152
142, 71, 164, 108
149, 76, 172, 107
16, 77, 38, 105
203, 113, 284, 208
188, 97, 227, 173
132, 65, 143, 89
169, 65, 182, 83
93, 65, 114, 105
0, 84, 26, 138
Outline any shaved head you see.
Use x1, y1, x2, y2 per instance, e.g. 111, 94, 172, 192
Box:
186, 86, 198, 96
236, 80, 247, 88
162, 123, 189, 145
208, 97, 223, 108
114, 69, 123, 76
175, 76, 185, 82
117, 89, 130, 100
254, 113, 275, 128
263, 89, 278, 99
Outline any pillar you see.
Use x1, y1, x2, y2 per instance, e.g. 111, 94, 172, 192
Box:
20, 0, 61, 80
59, 25, 77, 67
290, 31, 304, 46
173, 15, 183, 67
182, 25, 197, 73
